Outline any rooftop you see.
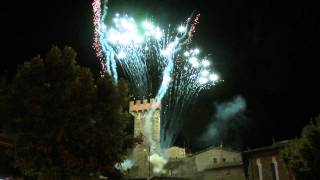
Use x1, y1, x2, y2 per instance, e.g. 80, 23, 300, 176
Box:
243, 140, 291, 154
189, 145, 241, 157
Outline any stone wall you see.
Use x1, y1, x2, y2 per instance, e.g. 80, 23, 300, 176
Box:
194, 165, 245, 180
167, 146, 186, 159
194, 147, 243, 172
165, 146, 245, 180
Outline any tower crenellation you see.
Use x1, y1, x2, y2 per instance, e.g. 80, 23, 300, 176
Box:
129, 98, 161, 112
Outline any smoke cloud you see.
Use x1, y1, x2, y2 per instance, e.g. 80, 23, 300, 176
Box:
115, 159, 134, 171
215, 96, 246, 121
149, 153, 168, 174
198, 95, 247, 147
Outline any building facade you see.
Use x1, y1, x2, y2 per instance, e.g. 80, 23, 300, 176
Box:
166, 146, 246, 180
243, 141, 295, 180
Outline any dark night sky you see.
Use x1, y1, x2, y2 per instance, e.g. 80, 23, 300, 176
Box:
1, 0, 319, 151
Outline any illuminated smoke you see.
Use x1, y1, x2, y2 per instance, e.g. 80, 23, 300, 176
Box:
115, 159, 134, 171
198, 96, 246, 146
149, 153, 168, 174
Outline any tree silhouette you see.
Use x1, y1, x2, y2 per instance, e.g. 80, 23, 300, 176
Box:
282, 114, 320, 180
1, 46, 139, 179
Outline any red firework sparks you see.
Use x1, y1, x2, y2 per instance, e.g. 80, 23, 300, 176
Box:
188, 13, 200, 44
92, 0, 105, 74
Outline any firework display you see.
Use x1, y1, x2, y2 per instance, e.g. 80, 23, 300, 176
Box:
92, 0, 220, 150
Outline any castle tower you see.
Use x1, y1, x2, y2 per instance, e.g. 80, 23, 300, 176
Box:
129, 98, 161, 177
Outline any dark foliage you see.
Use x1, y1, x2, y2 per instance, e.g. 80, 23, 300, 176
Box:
0, 46, 139, 179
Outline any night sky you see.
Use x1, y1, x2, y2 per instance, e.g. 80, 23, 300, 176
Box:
1, 0, 319, 151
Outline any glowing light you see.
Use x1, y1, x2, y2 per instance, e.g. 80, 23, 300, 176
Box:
202, 59, 210, 67
154, 27, 162, 40
178, 25, 186, 33
198, 77, 208, 84
101, 24, 107, 30
209, 73, 219, 81
143, 20, 154, 30
184, 51, 190, 57
193, 62, 199, 68
189, 57, 199, 67
194, 48, 200, 55
189, 57, 198, 63
117, 51, 126, 59
161, 41, 178, 57
107, 18, 144, 45
201, 70, 209, 77
163, 75, 172, 85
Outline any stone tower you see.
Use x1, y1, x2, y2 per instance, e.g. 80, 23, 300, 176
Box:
129, 98, 161, 177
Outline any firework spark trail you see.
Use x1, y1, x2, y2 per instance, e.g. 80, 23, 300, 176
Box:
92, 0, 221, 172
92, 0, 105, 74
161, 49, 220, 148
100, 13, 175, 96
187, 13, 200, 45
100, 2, 120, 83
144, 17, 195, 154
93, 0, 117, 80
148, 15, 201, 148
112, 18, 148, 95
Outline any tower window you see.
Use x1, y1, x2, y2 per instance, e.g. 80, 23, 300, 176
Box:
256, 159, 263, 180
213, 158, 217, 163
